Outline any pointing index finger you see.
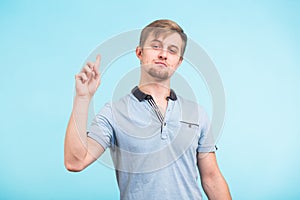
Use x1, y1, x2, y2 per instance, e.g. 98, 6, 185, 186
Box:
94, 54, 101, 78
95, 54, 101, 68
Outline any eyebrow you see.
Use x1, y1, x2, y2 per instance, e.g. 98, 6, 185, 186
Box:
150, 39, 179, 50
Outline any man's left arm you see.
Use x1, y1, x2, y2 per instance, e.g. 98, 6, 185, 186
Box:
197, 152, 232, 200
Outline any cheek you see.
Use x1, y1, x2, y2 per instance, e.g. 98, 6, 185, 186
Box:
141, 52, 156, 63
141, 57, 150, 64
169, 58, 181, 68
140, 58, 152, 68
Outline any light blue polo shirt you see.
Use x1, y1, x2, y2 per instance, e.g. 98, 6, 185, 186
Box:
88, 86, 216, 200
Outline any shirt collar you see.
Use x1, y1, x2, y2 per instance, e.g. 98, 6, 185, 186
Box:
131, 86, 177, 102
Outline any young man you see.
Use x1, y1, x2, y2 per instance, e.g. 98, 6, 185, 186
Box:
64, 19, 231, 200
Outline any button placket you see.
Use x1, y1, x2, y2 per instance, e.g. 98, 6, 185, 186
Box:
160, 101, 173, 140
161, 122, 168, 139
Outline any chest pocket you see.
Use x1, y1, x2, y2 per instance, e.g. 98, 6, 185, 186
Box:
179, 121, 199, 129
178, 120, 199, 148
177, 98, 202, 150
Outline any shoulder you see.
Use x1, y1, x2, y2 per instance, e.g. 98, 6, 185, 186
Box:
101, 93, 134, 107
98, 93, 137, 115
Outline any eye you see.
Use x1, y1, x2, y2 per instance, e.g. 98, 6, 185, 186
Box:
168, 48, 178, 54
152, 45, 161, 49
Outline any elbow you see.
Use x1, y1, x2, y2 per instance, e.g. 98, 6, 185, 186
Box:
64, 149, 87, 172
64, 159, 85, 172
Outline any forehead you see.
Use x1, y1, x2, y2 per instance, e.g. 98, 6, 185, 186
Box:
145, 31, 183, 47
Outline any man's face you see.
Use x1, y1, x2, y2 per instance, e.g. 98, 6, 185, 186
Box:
137, 32, 183, 81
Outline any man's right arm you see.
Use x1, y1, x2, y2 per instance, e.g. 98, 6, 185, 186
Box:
64, 55, 104, 172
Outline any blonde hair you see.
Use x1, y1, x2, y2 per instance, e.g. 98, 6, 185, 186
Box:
139, 19, 187, 56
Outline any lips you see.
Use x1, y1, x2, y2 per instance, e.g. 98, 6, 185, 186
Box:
154, 61, 167, 67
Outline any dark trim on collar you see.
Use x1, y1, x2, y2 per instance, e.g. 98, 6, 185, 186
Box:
131, 86, 177, 102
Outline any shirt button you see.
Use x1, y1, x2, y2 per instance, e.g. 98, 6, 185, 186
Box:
145, 95, 152, 100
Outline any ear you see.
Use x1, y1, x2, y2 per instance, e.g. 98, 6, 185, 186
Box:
177, 56, 183, 66
173, 56, 183, 71
136, 46, 143, 60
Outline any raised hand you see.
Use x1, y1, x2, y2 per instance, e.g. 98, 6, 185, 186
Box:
75, 55, 101, 99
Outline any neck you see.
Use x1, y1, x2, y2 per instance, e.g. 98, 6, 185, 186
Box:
139, 82, 170, 100
139, 70, 171, 98
138, 82, 170, 115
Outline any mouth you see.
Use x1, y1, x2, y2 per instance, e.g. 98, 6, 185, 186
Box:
154, 61, 167, 67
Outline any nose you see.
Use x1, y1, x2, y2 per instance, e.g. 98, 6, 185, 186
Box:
158, 49, 167, 60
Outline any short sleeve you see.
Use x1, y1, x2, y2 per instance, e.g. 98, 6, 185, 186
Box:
87, 103, 115, 150
197, 107, 217, 153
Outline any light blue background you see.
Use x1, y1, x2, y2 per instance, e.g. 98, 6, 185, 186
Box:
1, 0, 299, 199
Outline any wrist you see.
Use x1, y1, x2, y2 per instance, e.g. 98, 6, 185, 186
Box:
74, 94, 92, 102
73, 95, 92, 113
